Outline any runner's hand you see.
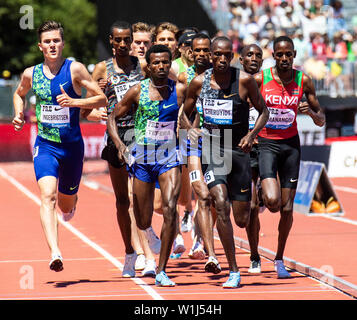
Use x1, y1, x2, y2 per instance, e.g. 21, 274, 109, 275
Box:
12, 112, 25, 131
298, 101, 311, 114
188, 128, 201, 145
56, 85, 75, 107
97, 78, 107, 91
238, 134, 254, 153
117, 143, 129, 164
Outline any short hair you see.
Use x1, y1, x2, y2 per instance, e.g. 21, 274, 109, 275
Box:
110, 21, 132, 36
132, 22, 153, 33
273, 36, 294, 51
38, 20, 64, 41
154, 22, 179, 41
211, 36, 232, 51
191, 33, 211, 49
240, 44, 262, 56
145, 44, 172, 64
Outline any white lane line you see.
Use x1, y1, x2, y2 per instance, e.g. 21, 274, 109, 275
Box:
0, 167, 163, 301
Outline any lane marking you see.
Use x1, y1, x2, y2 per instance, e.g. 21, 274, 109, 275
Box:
0, 167, 163, 300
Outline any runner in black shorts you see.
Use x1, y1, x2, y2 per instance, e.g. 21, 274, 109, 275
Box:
239, 44, 264, 274
182, 37, 269, 288
254, 36, 325, 278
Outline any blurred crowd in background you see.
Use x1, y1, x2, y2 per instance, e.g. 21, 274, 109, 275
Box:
206, 0, 357, 97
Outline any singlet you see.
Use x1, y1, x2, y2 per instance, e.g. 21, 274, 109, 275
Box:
186, 65, 203, 127
174, 57, 188, 74
105, 56, 143, 128
32, 59, 81, 143
200, 67, 250, 148
258, 67, 304, 140
134, 78, 180, 147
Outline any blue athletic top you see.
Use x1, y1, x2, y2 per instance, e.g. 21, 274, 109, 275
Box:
32, 59, 82, 143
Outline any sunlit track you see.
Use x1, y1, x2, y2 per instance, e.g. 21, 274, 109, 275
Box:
0, 161, 356, 300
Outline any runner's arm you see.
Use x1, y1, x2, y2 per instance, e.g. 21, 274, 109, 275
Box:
12, 67, 33, 131
56, 61, 107, 109
299, 75, 325, 127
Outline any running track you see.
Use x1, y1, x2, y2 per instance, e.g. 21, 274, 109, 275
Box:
0, 160, 356, 303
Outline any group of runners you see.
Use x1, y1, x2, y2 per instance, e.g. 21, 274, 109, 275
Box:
12, 19, 325, 288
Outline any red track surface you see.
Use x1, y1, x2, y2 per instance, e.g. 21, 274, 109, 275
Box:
0, 160, 356, 302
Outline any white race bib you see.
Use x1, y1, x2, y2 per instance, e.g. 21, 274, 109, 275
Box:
249, 107, 259, 129
40, 104, 70, 124
203, 98, 233, 125
265, 107, 295, 130
145, 120, 175, 142
114, 81, 139, 102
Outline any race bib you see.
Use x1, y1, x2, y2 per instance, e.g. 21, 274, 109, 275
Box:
204, 170, 215, 184
40, 104, 70, 124
249, 107, 259, 129
145, 120, 175, 142
265, 107, 295, 130
203, 98, 233, 125
114, 81, 139, 102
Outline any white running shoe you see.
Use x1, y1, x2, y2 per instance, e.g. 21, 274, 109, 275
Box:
274, 260, 292, 278
188, 241, 206, 260
62, 207, 76, 222
205, 256, 221, 274
142, 259, 156, 277
181, 210, 193, 233
49, 253, 63, 272
122, 252, 137, 278
135, 254, 146, 271
248, 260, 261, 274
173, 234, 186, 254
145, 227, 161, 255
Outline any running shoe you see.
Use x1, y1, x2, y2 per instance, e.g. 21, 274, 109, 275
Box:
188, 241, 206, 260
181, 210, 193, 232
173, 234, 186, 254
141, 259, 156, 277
155, 271, 175, 287
170, 252, 183, 259
49, 253, 63, 272
248, 260, 261, 274
135, 254, 146, 271
222, 271, 241, 288
274, 260, 292, 279
62, 207, 76, 222
122, 252, 137, 278
204, 256, 221, 274
145, 227, 161, 255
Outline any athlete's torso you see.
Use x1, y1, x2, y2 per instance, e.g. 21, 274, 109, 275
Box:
134, 78, 180, 146
200, 67, 250, 148
105, 56, 144, 128
32, 59, 82, 143
258, 67, 304, 140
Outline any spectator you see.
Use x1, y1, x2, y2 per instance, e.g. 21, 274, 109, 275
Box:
293, 29, 309, 69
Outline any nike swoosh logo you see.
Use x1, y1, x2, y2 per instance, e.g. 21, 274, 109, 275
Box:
161, 123, 172, 128
223, 93, 237, 98
163, 103, 175, 109
217, 101, 227, 106
60, 81, 69, 87
265, 88, 274, 92
54, 107, 63, 111
290, 178, 298, 183
70, 185, 78, 191
241, 188, 249, 193
281, 110, 291, 114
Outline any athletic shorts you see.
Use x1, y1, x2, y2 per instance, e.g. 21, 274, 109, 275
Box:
33, 135, 84, 195
101, 127, 135, 169
201, 145, 251, 202
250, 143, 259, 169
180, 137, 202, 158
130, 162, 181, 183
258, 134, 301, 189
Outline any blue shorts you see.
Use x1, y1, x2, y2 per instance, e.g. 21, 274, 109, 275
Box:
33, 136, 84, 195
180, 137, 202, 158
131, 162, 181, 183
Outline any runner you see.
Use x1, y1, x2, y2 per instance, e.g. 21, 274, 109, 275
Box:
107, 44, 186, 287
178, 33, 217, 265
131, 22, 154, 73
254, 36, 325, 278
181, 37, 269, 287
87, 21, 160, 278
171, 31, 196, 77
12, 20, 107, 272
239, 44, 265, 273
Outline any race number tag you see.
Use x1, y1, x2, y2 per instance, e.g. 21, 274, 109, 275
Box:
40, 104, 70, 124
202, 98, 233, 125
204, 170, 215, 184
249, 107, 259, 129
145, 120, 175, 142
265, 107, 295, 130
189, 170, 201, 183
114, 81, 139, 102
